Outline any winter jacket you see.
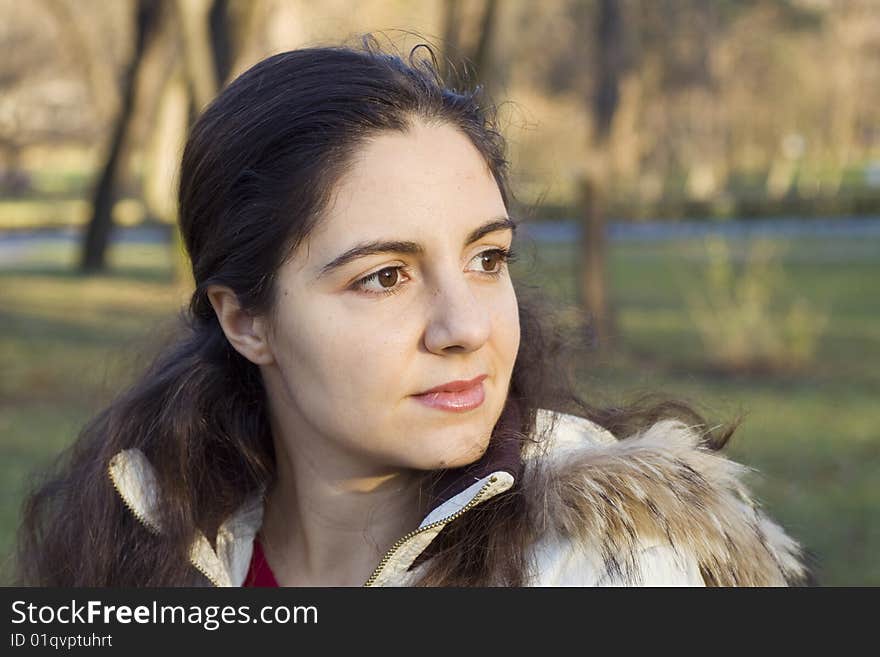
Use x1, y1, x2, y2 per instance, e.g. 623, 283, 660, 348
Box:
107, 408, 807, 587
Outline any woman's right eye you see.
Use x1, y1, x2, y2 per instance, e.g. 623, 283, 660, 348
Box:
353, 266, 408, 297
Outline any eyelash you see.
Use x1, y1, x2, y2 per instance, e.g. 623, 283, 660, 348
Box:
353, 247, 518, 298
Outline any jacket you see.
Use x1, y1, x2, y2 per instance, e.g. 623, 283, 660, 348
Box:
107, 408, 808, 586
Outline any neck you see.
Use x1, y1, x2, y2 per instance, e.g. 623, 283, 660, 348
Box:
259, 423, 428, 587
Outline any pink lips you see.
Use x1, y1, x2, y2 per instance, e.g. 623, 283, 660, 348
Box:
412, 374, 487, 412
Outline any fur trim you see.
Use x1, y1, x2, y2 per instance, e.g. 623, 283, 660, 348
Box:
525, 418, 808, 586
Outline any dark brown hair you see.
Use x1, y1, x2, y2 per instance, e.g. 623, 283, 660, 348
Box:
15, 36, 733, 586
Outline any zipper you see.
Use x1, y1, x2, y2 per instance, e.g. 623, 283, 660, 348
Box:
107, 460, 225, 587
362, 475, 499, 587
109, 452, 503, 588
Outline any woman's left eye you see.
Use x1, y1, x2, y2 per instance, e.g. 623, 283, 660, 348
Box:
353, 247, 516, 297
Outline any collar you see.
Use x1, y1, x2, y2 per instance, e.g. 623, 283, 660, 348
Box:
423, 397, 524, 510
107, 407, 615, 586
107, 409, 527, 587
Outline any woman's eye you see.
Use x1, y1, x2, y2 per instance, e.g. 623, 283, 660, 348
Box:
469, 248, 507, 273
355, 266, 406, 296
463, 247, 516, 277
353, 247, 516, 297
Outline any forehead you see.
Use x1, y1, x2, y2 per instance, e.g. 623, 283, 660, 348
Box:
303, 121, 506, 259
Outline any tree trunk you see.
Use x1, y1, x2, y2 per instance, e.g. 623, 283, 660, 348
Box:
579, 0, 624, 349
209, 0, 232, 86
170, 0, 230, 285
80, 0, 160, 273
441, 0, 462, 82
470, 0, 499, 87
579, 176, 609, 348
175, 0, 219, 110
442, 0, 499, 89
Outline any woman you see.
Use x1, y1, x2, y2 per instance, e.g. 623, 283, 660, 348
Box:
16, 39, 808, 587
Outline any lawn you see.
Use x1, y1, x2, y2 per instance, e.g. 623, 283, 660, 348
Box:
1, 234, 877, 585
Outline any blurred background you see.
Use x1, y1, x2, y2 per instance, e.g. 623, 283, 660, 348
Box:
1, 0, 878, 585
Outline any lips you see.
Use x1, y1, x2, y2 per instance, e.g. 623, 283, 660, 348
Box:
412, 374, 487, 413
415, 374, 488, 395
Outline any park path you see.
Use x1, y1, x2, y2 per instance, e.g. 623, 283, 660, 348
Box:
2, 217, 880, 266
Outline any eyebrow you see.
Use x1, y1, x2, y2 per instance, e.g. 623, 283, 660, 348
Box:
316, 216, 517, 279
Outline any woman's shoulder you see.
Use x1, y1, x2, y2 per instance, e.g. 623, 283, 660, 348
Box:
523, 408, 809, 586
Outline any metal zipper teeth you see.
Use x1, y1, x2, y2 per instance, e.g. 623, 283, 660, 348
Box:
106, 461, 224, 588
363, 475, 499, 587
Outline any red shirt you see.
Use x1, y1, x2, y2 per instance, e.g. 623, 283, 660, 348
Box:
243, 539, 279, 587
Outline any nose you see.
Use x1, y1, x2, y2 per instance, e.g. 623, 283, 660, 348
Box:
423, 273, 492, 355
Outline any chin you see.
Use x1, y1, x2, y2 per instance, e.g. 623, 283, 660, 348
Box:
419, 434, 491, 471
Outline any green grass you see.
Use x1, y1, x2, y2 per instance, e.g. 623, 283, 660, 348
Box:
0, 242, 188, 582
1, 235, 878, 585
511, 236, 880, 585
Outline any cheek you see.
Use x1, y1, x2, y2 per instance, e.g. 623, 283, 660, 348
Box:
276, 300, 413, 409
494, 285, 521, 367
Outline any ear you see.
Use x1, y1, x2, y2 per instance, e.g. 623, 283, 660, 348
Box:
206, 285, 274, 366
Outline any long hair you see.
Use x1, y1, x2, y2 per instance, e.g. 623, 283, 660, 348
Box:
15, 37, 734, 586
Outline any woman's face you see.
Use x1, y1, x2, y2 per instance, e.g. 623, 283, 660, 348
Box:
263, 120, 520, 473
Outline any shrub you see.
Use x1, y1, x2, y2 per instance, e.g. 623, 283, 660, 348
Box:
685, 237, 829, 374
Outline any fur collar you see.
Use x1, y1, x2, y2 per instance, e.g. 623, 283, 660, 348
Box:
521, 412, 808, 586
107, 409, 808, 586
